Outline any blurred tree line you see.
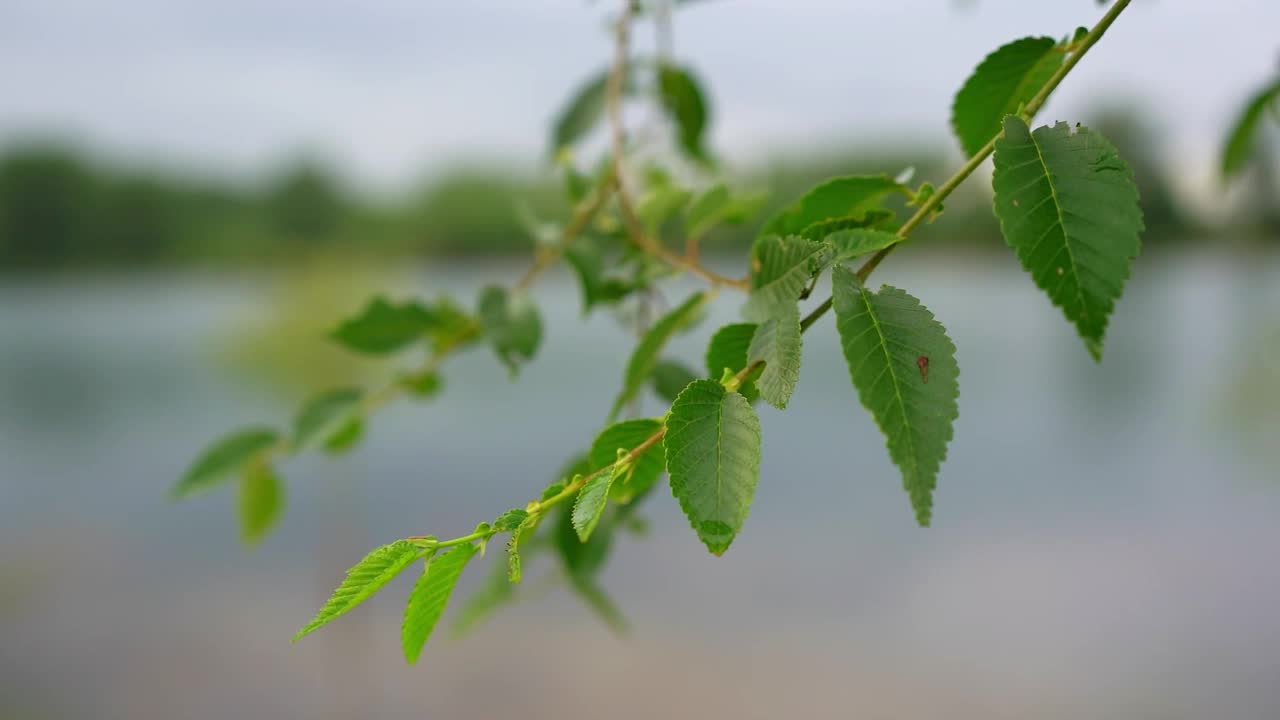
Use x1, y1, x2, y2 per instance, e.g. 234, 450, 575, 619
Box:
0, 110, 1274, 271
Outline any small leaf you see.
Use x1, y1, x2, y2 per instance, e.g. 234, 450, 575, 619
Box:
664, 379, 762, 555
331, 297, 436, 355
175, 427, 280, 498
507, 515, 537, 584
551, 71, 609, 153
746, 305, 802, 409
295, 540, 424, 642
704, 323, 760, 402
951, 36, 1063, 157
610, 292, 708, 419
569, 576, 629, 634
650, 359, 699, 404
637, 184, 693, 235
322, 417, 364, 455
401, 370, 443, 399
991, 117, 1144, 360
564, 236, 636, 312
493, 508, 530, 533
293, 388, 363, 451
589, 418, 665, 503
825, 227, 901, 261
761, 175, 909, 238
478, 286, 543, 376
401, 543, 477, 665
658, 62, 710, 160
832, 267, 959, 526
742, 235, 831, 322
572, 467, 618, 542
239, 461, 284, 545
555, 502, 612, 579
1221, 78, 1280, 180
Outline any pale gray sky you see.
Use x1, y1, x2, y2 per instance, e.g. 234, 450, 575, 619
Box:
0, 0, 1275, 191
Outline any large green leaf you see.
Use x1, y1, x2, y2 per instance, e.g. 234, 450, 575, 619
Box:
1221, 78, 1280, 180
832, 267, 959, 526
951, 37, 1063, 157
589, 417, 665, 503
478, 286, 543, 376
761, 175, 908, 237
295, 540, 424, 641
664, 379, 762, 555
992, 117, 1144, 360
658, 62, 710, 160
742, 235, 831, 322
239, 461, 284, 545
746, 304, 802, 409
331, 297, 436, 355
174, 427, 280, 498
609, 292, 707, 419
401, 543, 477, 665
293, 388, 363, 451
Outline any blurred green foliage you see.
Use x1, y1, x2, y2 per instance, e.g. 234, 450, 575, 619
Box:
0, 113, 1273, 272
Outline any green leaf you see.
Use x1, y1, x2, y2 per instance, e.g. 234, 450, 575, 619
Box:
322, 418, 364, 455
610, 292, 708, 419
664, 379, 762, 555
293, 388, 363, 451
569, 576, 628, 634
742, 235, 831, 322
761, 175, 909, 238
572, 467, 619, 542
507, 515, 537, 584
401, 543, 477, 665
825, 227, 901, 261
331, 297, 436, 355
401, 370, 443, 399
704, 323, 760, 402
746, 305, 802, 409
555, 502, 612, 579
174, 427, 280, 498
295, 540, 424, 642
951, 36, 1063, 157
551, 71, 609, 153
637, 184, 692, 235
478, 286, 543, 376
658, 62, 710, 160
831, 267, 959, 527
589, 418, 665, 503
1221, 78, 1280, 180
564, 236, 636, 312
798, 209, 895, 241
492, 508, 530, 533
239, 462, 284, 545
650, 359, 698, 404
992, 117, 1144, 360
686, 183, 765, 238
452, 560, 518, 638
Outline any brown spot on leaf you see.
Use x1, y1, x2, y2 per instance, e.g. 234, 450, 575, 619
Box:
916, 355, 929, 383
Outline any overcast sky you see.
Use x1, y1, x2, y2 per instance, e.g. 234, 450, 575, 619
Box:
0, 1, 1275, 191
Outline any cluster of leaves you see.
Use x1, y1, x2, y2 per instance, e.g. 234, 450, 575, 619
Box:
177, 1, 1153, 664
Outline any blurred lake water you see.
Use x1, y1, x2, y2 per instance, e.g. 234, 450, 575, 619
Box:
3, 251, 1280, 719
